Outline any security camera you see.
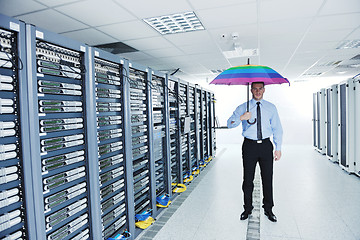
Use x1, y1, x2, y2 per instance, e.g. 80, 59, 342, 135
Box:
221, 34, 227, 39
231, 32, 239, 40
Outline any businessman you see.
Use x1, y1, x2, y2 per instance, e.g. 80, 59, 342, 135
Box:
227, 82, 283, 222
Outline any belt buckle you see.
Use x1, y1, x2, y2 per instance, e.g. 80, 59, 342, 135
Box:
257, 140, 262, 144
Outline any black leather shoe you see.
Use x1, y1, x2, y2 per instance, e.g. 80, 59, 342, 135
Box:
264, 210, 277, 222
240, 210, 252, 220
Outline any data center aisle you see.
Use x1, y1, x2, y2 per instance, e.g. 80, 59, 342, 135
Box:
138, 143, 360, 240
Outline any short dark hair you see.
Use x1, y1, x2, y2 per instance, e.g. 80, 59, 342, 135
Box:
251, 82, 264, 88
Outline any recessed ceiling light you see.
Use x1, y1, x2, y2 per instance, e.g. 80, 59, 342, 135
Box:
143, 11, 205, 35
336, 39, 360, 49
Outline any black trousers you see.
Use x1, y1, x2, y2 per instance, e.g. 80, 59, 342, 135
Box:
242, 138, 274, 211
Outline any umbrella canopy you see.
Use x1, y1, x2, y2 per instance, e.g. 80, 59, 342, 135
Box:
210, 61, 289, 125
210, 64, 290, 86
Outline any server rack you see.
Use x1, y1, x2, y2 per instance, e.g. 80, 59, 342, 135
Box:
209, 92, 216, 157
201, 89, 210, 161
89, 48, 129, 239
337, 79, 355, 173
317, 89, 326, 154
188, 84, 198, 175
167, 78, 182, 188
325, 84, 338, 162
353, 76, 360, 177
195, 86, 204, 166
26, 25, 91, 240
125, 62, 155, 237
313, 92, 318, 148
0, 15, 35, 239
149, 69, 171, 211
178, 80, 191, 183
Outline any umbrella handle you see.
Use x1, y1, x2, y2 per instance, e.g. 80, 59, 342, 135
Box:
247, 118, 256, 125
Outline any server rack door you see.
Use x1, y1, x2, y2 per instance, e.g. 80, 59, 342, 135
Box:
26, 25, 91, 240
346, 79, 355, 173
0, 14, 34, 239
330, 84, 339, 162
127, 62, 155, 237
319, 88, 326, 154
91, 48, 129, 239
317, 92, 321, 150
339, 83, 347, 167
313, 93, 317, 148
188, 85, 198, 175
326, 88, 332, 157
150, 70, 170, 214
354, 78, 360, 176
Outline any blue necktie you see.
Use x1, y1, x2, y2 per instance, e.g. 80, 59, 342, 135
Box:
257, 102, 262, 140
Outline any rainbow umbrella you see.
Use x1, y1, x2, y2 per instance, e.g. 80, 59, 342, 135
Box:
210, 59, 289, 124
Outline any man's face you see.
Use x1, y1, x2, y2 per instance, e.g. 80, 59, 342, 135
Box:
251, 83, 265, 101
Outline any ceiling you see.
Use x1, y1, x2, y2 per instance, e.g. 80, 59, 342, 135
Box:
1, 0, 360, 84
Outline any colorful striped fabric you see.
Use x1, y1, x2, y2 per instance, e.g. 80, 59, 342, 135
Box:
210, 65, 290, 85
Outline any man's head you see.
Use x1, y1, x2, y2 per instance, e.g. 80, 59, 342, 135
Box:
251, 82, 265, 101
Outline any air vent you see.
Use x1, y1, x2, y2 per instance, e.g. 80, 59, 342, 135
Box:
211, 69, 226, 74
93, 42, 138, 54
318, 60, 342, 67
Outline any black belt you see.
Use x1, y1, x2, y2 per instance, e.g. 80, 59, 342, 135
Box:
244, 137, 270, 144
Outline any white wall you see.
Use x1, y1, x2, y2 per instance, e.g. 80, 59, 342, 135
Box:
200, 77, 348, 146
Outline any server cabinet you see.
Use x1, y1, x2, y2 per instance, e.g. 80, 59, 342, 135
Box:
338, 79, 355, 173
26, 25, 91, 240
326, 84, 338, 162
209, 92, 216, 157
89, 48, 129, 239
354, 77, 360, 177
167, 78, 182, 188
149, 69, 171, 212
317, 89, 326, 154
125, 61, 155, 237
188, 84, 198, 174
0, 15, 35, 239
195, 86, 205, 165
313, 92, 318, 148
178, 80, 191, 183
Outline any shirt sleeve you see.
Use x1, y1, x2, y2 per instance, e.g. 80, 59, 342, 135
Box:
271, 106, 283, 151
227, 105, 244, 129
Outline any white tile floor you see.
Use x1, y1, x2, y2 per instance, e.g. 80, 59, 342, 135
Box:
141, 143, 360, 240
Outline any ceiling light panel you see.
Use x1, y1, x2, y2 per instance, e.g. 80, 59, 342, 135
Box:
143, 11, 205, 35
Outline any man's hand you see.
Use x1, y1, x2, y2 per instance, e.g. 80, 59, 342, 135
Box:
274, 150, 281, 161
240, 112, 251, 121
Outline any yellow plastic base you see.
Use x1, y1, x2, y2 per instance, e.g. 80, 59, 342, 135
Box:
172, 183, 187, 193
183, 175, 193, 183
135, 217, 155, 229
192, 169, 200, 175
156, 200, 172, 208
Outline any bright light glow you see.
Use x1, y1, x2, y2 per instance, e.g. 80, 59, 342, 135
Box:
143, 12, 205, 35
336, 39, 360, 49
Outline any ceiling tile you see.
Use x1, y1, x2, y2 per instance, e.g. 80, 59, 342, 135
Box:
55, 0, 136, 26
61, 28, 117, 45
190, 0, 256, 10
197, 2, 257, 29
304, 29, 354, 43
178, 41, 219, 55
113, 0, 192, 19
97, 20, 159, 41
123, 37, 173, 51
16, 9, 87, 33
35, 0, 85, 7
260, 0, 323, 22
164, 30, 212, 47
144, 48, 185, 58
319, 0, 360, 16
346, 27, 360, 39
118, 51, 153, 61
0, 0, 47, 16
310, 13, 360, 32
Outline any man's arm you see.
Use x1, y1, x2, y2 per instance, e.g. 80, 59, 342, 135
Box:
227, 105, 248, 128
271, 106, 283, 160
